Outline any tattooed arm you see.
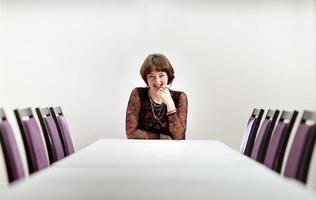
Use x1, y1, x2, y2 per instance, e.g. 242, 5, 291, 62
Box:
167, 93, 188, 140
126, 88, 160, 139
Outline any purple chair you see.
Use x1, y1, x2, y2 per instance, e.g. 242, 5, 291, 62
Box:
14, 108, 49, 174
0, 108, 25, 183
50, 106, 75, 156
240, 108, 264, 157
36, 107, 65, 164
263, 110, 298, 173
284, 110, 316, 184
251, 109, 279, 163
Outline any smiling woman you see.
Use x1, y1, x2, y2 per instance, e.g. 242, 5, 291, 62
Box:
125, 53, 188, 140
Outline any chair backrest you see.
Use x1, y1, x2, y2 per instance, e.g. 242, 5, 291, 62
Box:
240, 108, 264, 156
14, 108, 49, 174
284, 110, 316, 184
0, 108, 25, 183
50, 106, 75, 156
263, 110, 298, 173
36, 107, 65, 164
251, 109, 279, 163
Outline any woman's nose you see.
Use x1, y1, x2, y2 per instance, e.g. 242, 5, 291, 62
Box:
154, 77, 161, 84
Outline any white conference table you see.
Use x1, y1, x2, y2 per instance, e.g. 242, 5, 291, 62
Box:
1, 139, 316, 200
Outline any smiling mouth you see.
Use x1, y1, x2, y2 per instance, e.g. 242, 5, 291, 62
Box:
154, 85, 165, 89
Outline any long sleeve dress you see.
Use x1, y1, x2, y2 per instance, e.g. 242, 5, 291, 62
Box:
125, 87, 188, 140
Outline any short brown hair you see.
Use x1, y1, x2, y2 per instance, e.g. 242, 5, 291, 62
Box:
140, 53, 175, 85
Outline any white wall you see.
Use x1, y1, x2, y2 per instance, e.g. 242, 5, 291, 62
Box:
0, 0, 3, 102
0, 0, 7, 186
0, 0, 316, 185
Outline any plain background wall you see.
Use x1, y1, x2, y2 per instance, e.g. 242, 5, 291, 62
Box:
0, 0, 316, 187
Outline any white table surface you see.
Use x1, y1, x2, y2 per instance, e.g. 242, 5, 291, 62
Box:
1, 139, 316, 200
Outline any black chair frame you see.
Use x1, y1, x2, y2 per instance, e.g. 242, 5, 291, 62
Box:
244, 108, 264, 157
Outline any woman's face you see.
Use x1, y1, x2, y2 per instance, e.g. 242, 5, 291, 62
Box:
147, 71, 168, 92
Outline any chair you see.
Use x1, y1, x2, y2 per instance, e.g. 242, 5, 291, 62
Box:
36, 107, 65, 164
284, 110, 316, 184
240, 108, 264, 157
50, 106, 75, 156
0, 108, 25, 183
251, 109, 279, 163
263, 110, 298, 173
14, 108, 49, 174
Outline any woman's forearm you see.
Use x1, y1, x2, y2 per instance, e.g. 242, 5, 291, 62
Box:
127, 129, 160, 139
160, 133, 173, 140
167, 92, 188, 140
168, 113, 186, 140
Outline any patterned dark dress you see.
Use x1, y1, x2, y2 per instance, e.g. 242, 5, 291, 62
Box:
126, 87, 188, 139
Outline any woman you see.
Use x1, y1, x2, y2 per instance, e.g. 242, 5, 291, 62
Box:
125, 53, 188, 140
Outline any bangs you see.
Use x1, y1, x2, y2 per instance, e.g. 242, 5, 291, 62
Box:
147, 65, 166, 74
140, 53, 175, 84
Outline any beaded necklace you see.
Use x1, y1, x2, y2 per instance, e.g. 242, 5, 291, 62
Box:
148, 94, 166, 120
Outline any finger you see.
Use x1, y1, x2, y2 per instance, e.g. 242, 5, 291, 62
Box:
156, 92, 164, 98
157, 93, 164, 99
158, 89, 165, 94
159, 86, 167, 90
